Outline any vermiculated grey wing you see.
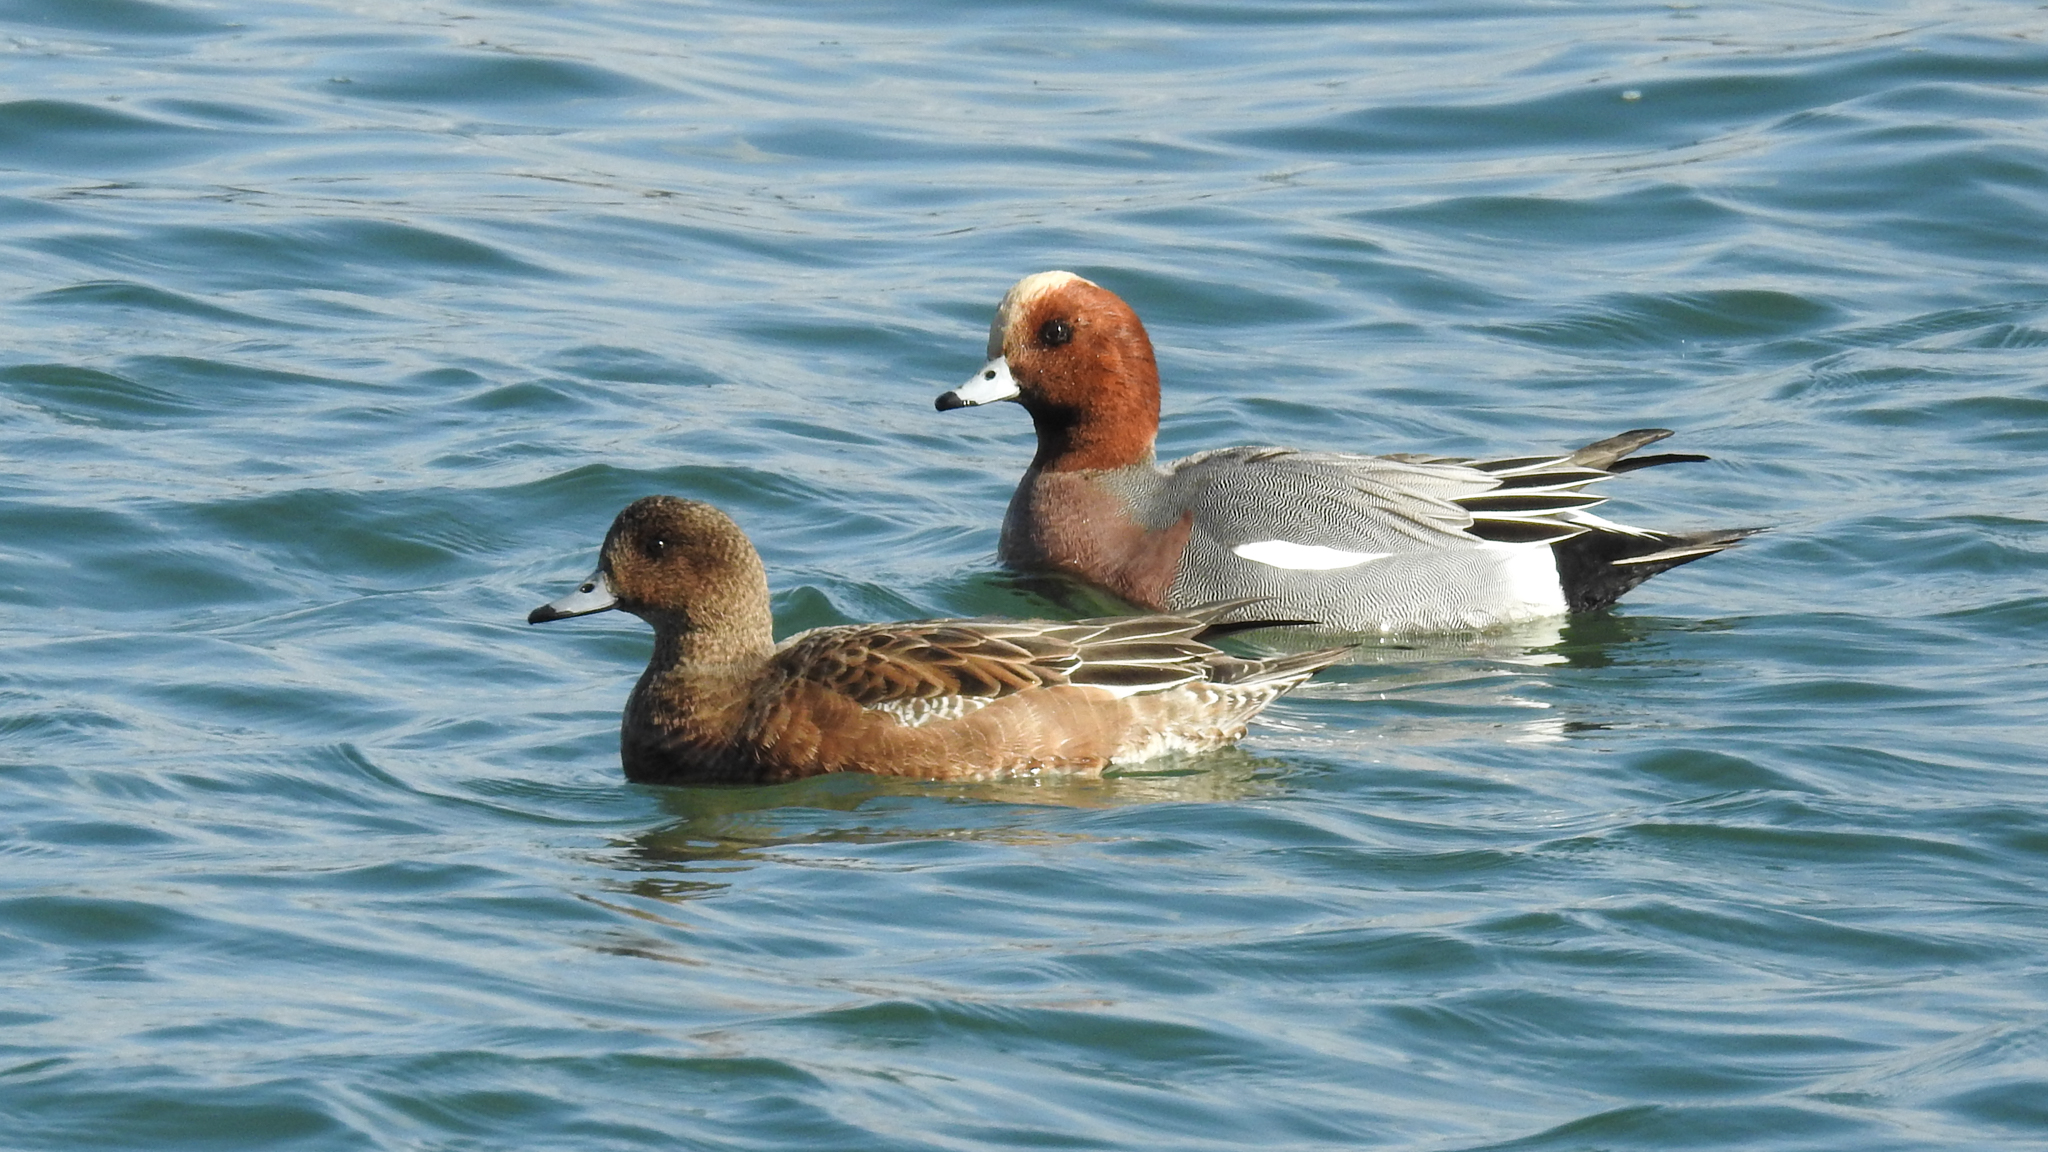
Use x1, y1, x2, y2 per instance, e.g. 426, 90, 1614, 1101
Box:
1157, 446, 1500, 553
1149, 446, 1628, 629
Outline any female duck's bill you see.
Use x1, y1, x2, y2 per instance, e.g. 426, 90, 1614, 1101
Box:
936, 270, 1761, 634
528, 570, 616, 623
528, 495, 1349, 786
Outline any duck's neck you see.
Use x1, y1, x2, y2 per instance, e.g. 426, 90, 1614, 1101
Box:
1026, 399, 1158, 473
622, 614, 776, 777
651, 611, 775, 670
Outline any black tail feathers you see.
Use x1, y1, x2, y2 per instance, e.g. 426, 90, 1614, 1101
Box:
1553, 526, 1765, 613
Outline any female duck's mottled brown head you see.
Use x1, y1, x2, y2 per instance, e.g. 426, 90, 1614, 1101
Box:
528, 496, 774, 666
936, 271, 1163, 472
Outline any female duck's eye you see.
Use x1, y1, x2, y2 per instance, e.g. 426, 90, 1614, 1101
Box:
643, 537, 666, 561
1038, 318, 1073, 347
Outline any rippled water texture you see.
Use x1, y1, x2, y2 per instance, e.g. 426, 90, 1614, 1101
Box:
5, 0, 2048, 1148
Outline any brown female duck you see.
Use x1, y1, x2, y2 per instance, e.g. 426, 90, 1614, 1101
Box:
528, 496, 1347, 785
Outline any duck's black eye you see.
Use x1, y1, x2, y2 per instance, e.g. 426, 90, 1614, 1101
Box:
642, 537, 666, 561
1038, 318, 1073, 347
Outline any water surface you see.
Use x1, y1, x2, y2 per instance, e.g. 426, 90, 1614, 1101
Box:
4, 0, 2048, 1148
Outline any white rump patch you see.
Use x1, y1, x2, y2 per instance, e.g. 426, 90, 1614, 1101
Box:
1479, 541, 1567, 618
1231, 540, 1390, 571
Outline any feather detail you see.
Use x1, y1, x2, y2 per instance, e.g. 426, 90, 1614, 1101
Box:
769, 607, 1341, 723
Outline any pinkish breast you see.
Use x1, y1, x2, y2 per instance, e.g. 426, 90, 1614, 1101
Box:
998, 469, 1190, 609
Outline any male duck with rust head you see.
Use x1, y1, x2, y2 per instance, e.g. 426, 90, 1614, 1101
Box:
937, 271, 1760, 635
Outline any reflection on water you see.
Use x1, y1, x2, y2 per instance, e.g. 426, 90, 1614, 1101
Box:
604, 750, 1285, 897
1262, 612, 1758, 754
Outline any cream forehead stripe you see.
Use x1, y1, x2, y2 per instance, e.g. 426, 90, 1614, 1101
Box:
988, 270, 1091, 356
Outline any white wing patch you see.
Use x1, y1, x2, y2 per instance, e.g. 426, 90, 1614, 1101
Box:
870, 695, 993, 728
1232, 540, 1391, 571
